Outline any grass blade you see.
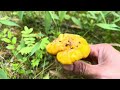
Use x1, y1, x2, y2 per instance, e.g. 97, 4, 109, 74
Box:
58, 11, 67, 22
96, 23, 120, 31
99, 11, 106, 23
0, 20, 20, 27
0, 69, 9, 79
18, 11, 24, 20
44, 11, 52, 33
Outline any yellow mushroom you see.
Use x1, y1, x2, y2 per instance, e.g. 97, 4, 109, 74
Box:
46, 33, 90, 64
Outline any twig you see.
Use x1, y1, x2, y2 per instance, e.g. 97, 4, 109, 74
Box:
61, 24, 81, 30
49, 70, 66, 79
83, 29, 91, 37
89, 43, 120, 47
33, 62, 54, 79
109, 43, 120, 47
0, 55, 5, 60
91, 33, 101, 41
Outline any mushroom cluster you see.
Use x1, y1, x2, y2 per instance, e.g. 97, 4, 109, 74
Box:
46, 33, 90, 64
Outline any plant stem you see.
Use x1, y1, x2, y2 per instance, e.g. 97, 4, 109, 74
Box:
33, 62, 54, 79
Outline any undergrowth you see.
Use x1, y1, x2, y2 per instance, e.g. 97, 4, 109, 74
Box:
0, 11, 120, 79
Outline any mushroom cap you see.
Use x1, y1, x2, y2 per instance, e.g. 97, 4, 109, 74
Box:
46, 33, 90, 64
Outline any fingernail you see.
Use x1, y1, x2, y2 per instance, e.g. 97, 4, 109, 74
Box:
63, 64, 73, 71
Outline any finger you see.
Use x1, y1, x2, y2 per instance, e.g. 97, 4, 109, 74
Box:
82, 45, 99, 64
63, 61, 99, 77
89, 45, 100, 58
89, 44, 113, 58
84, 44, 112, 64
90, 44, 114, 63
63, 64, 74, 71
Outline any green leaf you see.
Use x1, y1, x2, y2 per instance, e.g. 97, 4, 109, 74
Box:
65, 14, 70, 20
31, 59, 40, 68
18, 69, 25, 74
7, 31, 12, 39
0, 16, 9, 20
58, 11, 67, 22
43, 73, 49, 79
96, 23, 120, 31
16, 54, 23, 61
71, 17, 82, 28
0, 20, 20, 27
40, 37, 50, 50
24, 26, 28, 31
24, 38, 35, 41
112, 18, 120, 23
37, 33, 45, 38
99, 11, 106, 23
48, 11, 57, 26
22, 34, 36, 37
30, 37, 49, 56
29, 41, 41, 56
49, 11, 59, 20
23, 26, 33, 34
36, 50, 43, 59
12, 37, 17, 44
12, 63, 19, 71
18, 11, 24, 20
6, 44, 15, 50
1, 38, 11, 43
111, 11, 119, 18
0, 69, 8, 79
88, 11, 97, 19
17, 39, 25, 51
44, 12, 52, 33
24, 40, 35, 46
18, 57, 27, 63
3, 28, 8, 34
19, 47, 33, 55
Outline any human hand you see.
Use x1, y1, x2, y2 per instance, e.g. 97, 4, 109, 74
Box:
63, 44, 120, 79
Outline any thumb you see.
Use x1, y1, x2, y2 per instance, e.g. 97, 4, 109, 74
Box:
63, 61, 99, 77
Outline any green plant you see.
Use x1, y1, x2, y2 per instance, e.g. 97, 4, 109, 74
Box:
17, 26, 50, 69
17, 26, 37, 55
48, 11, 68, 26
0, 69, 9, 79
58, 11, 67, 23
69, 11, 120, 32
30, 37, 50, 68
1, 28, 17, 55
44, 11, 52, 34
96, 23, 120, 31
18, 11, 24, 21
71, 16, 82, 29
0, 16, 20, 27
1, 11, 120, 79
